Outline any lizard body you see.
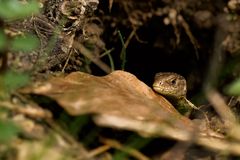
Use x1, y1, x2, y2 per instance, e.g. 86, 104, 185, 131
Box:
153, 72, 198, 116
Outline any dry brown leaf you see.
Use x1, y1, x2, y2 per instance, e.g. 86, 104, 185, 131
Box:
20, 71, 221, 141
21, 71, 240, 156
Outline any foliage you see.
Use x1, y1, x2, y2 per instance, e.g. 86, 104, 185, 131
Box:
1, 71, 30, 97
0, 119, 20, 143
0, 0, 39, 20
0, 0, 39, 147
226, 78, 240, 95
11, 34, 39, 52
0, 30, 6, 50
0, 0, 39, 99
118, 30, 127, 70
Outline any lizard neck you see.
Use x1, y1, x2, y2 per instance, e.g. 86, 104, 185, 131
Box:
164, 96, 193, 116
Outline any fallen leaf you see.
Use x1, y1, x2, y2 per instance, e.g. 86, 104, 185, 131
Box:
20, 71, 221, 141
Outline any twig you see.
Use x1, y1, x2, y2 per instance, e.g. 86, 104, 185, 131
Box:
100, 48, 115, 71
61, 49, 73, 72
203, 17, 235, 127
0, 101, 52, 119
73, 41, 111, 73
88, 145, 111, 158
205, 89, 236, 127
101, 138, 150, 160
178, 15, 200, 59
109, 0, 113, 12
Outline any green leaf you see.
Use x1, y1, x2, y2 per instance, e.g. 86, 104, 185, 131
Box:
225, 78, 240, 95
0, 120, 20, 143
11, 34, 39, 52
2, 71, 30, 93
0, 30, 7, 51
0, 0, 39, 20
117, 30, 127, 70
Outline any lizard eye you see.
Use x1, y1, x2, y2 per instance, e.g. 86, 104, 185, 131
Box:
170, 79, 176, 85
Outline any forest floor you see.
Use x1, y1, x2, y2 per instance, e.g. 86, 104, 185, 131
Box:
1, 0, 240, 160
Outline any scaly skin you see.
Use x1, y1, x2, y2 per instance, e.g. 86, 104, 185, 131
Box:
152, 72, 198, 116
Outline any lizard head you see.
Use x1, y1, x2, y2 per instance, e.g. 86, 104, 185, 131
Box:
153, 72, 187, 99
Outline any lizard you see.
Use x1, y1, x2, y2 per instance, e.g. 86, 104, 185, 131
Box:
152, 72, 199, 116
